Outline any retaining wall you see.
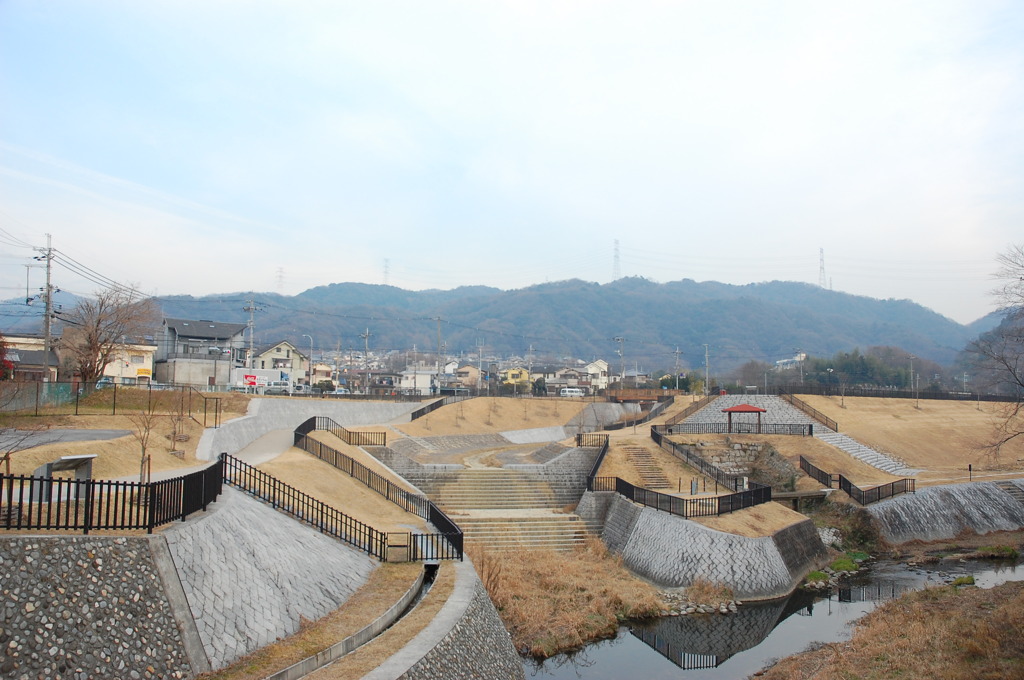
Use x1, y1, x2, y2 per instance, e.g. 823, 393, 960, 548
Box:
0, 535, 205, 679
867, 479, 1024, 544
580, 492, 827, 600
196, 399, 420, 461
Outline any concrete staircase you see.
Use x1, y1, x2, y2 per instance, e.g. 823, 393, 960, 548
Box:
813, 431, 921, 476
432, 469, 597, 552
996, 480, 1024, 505
624, 446, 671, 489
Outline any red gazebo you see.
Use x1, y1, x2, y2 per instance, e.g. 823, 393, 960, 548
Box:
722, 403, 767, 433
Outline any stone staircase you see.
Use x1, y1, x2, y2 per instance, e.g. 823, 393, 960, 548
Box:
813, 431, 921, 476
996, 480, 1024, 505
431, 469, 597, 552
624, 446, 671, 489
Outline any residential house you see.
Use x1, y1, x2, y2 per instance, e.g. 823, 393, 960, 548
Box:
584, 359, 610, 393
400, 363, 438, 396
454, 365, 482, 390
1, 334, 59, 382
154, 318, 247, 387
251, 341, 305, 385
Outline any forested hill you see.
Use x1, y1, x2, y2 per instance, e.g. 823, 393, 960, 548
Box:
145, 278, 995, 372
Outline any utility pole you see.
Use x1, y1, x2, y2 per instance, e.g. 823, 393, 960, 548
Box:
33, 234, 54, 383
614, 337, 624, 390
361, 328, 372, 394
673, 346, 683, 391
703, 344, 710, 396
243, 299, 260, 368
477, 339, 485, 393
435, 317, 443, 394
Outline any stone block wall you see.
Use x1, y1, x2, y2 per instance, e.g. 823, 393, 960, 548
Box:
0, 536, 198, 679
597, 495, 827, 600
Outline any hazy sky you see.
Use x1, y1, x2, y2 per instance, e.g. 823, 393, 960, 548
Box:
1, 1, 1021, 325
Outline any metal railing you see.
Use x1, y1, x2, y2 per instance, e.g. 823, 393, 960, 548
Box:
408, 394, 472, 421
588, 475, 771, 519
779, 391, 838, 431
1, 461, 222, 534
293, 418, 462, 560
650, 425, 745, 492
668, 422, 813, 436
663, 394, 717, 426
800, 456, 915, 505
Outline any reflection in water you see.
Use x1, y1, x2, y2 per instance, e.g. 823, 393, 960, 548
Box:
527, 559, 1022, 679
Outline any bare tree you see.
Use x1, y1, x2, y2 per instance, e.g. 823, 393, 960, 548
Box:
57, 289, 160, 384
127, 409, 162, 486
966, 243, 1024, 455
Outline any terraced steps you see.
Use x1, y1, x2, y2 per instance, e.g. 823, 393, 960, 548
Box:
433, 469, 577, 510
454, 512, 602, 552
624, 446, 671, 489
996, 481, 1024, 505
814, 431, 921, 477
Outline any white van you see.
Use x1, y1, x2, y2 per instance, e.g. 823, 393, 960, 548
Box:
559, 387, 585, 397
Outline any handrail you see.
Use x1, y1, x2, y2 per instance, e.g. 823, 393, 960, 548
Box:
778, 391, 838, 432
293, 418, 462, 560
650, 425, 745, 492
668, 422, 813, 436
408, 394, 472, 421
799, 455, 915, 505
663, 394, 717, 426
588, 475, 771, 519
578, 433, 611, 484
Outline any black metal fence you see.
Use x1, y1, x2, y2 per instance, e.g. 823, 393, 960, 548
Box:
408, 394, 472, 421
799, 456, 915, 505
0, 461, 222, 534
298, 415, 387, 447
667, 422, 813, 436
779, 391, 838, 431
588, 476, 771, 519
650, 425, 746, 492
293, 418, 463, 560
663, 394, 718, 426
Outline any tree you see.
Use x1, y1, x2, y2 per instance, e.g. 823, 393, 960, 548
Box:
965, 243, 1024, 454
58, 289, 160, 384
127, 408, 162, 486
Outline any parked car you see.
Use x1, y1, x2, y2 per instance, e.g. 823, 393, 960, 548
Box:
96, 377, 114, 389
265, 381, 291, 395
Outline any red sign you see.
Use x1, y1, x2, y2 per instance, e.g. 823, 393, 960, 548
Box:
244, 374, 257, 386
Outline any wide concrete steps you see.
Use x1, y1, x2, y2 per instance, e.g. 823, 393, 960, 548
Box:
814, 431, 921, 476
433, 470, 575, 510
455, 513, 601, 552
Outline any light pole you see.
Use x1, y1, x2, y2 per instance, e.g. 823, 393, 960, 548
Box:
303, 334, 314, 388
827, 367, 833, 395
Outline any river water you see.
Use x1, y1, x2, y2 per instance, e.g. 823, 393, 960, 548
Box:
523, 558, 1023, 679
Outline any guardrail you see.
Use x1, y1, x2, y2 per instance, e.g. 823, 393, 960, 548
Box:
293, 418, 462, 560
779, 391, 838, 431
1, 461, 222, 534
668, 422, 813, 436
588, 476, 771, 519
799, 455, 915, 505
663, 394, 717, 426
408, 394, 472, 421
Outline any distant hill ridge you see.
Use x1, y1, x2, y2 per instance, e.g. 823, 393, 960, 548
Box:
0, 278, 1006, 371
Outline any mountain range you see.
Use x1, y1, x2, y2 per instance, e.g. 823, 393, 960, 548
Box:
0, 278, 1004, 374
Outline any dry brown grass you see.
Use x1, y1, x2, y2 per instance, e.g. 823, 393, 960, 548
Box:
684, 577, 734, 605
393, 397, 586, 438
197, 562, 434, 680
757, 581, 1024, 680
255, 450, 429, 533
800, 395, 1024, 484
692, 500, 808, 537
470, 537, 663, 658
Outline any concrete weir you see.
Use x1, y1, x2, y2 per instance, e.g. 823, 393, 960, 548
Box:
867, 479, 1024, 544
577, 491, 828, 600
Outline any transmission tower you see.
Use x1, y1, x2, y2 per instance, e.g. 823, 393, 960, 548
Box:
613, 240, 621, 280
818, 248, 827, 288
383, 258, 390, 286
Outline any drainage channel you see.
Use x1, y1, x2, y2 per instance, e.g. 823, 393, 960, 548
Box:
267, 562, 440, 680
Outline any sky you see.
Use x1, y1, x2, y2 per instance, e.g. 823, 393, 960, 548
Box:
1, 1, 1022, 325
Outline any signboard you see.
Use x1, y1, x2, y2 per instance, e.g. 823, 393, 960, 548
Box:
244, 374, 257, 386
136, 368, 152, 377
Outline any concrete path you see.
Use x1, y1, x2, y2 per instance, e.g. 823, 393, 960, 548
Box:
0, 428, 130, 451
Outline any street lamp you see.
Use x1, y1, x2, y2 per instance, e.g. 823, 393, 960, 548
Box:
302, 334, 314, 388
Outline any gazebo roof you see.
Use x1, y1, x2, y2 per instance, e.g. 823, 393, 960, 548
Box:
721, 403, 767, 413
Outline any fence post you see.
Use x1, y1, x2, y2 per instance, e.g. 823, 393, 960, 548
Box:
146, 482, 157, 534
83, 479, 95, 535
